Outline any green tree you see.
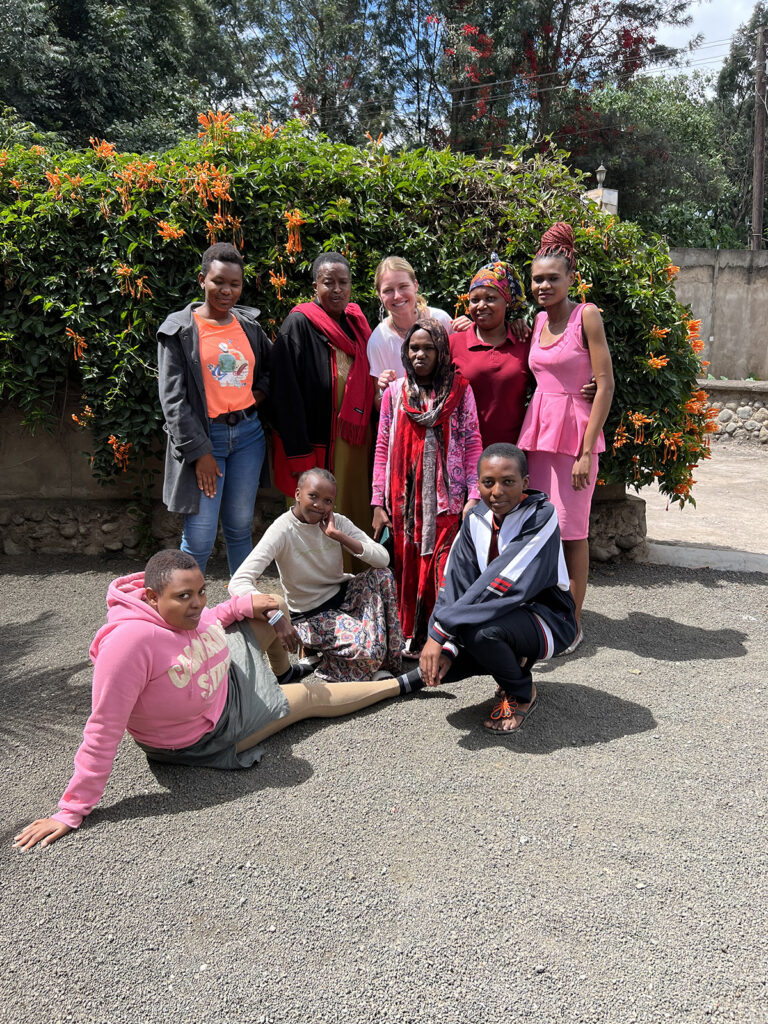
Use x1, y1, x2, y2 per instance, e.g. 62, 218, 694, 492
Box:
568, 75, 737, 247
431, 0, 692, 153
715, 1, 768, 244
0, 1, 253, 150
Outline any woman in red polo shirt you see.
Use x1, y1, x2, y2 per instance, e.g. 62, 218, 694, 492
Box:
448, 259, 532, 447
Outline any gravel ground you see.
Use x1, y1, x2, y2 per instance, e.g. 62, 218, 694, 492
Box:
1, 554, 766, 1024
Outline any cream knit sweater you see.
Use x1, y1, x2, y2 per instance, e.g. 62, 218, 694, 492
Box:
228, 509, 389, 613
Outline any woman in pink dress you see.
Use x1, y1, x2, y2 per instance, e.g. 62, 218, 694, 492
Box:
517, 224, 614, 652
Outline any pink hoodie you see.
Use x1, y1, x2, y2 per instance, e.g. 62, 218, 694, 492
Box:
52, 571, 255, 829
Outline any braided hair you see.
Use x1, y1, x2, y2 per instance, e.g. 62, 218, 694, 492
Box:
536, 223, 577, 271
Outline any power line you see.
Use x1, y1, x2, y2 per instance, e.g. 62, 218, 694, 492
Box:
288, 52, 733, 134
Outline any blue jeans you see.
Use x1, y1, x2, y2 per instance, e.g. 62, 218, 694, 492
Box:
181, 411, 265, 576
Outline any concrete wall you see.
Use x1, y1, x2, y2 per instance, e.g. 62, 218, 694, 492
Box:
0, 401, 154, 501
670, 248, 768, 381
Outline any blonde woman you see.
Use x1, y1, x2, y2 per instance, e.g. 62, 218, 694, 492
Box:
368, 257, 457, 384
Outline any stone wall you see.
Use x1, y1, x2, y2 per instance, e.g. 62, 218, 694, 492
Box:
703, 379, 768, 445
0, 496, 285, 560
588, 487, 647, 563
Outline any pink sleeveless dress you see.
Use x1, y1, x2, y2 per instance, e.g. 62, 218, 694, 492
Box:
517, 304, 603, 540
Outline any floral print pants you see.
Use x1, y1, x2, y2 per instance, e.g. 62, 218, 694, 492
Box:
295, 568, 404, 681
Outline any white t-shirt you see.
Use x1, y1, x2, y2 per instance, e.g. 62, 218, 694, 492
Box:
367, 306, 453, 379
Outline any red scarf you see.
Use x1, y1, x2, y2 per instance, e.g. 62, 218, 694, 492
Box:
293, 301, 375, 446
390, 374, 468, 550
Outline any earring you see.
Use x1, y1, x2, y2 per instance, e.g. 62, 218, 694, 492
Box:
378, 303, 386, 322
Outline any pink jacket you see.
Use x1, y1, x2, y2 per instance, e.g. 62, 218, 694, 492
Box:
52, 572, 254, 829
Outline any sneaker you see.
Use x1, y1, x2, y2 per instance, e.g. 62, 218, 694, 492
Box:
297, 653, 322, 674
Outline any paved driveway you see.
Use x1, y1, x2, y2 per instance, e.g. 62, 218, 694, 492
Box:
2, 555, 765, 1023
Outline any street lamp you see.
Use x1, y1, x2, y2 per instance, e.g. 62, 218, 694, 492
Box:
596, 163, 607, 188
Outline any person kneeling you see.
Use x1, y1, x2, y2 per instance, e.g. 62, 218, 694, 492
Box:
14, 549, 414, 852
229, 469, 404, 681
413, 443, 578, 734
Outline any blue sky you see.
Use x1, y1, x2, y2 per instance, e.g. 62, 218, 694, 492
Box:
657, 0, 756, 72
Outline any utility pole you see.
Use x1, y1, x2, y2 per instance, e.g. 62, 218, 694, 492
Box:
751, 25, 767, 250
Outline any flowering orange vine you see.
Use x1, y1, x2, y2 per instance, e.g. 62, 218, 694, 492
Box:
260, 116, 279, 139
205, 213, 243, 247
647, 354, 669, 370
45, 169, 62, 198
157, 220, 185, 241
71, 405, 94, 427
269, 268, 287, 300
66, 327, 87, 360
198, 111, 234, 145
189, 161, 232, 206
107, 435, 132, 472
611, 424, 629, 452
574, 272, 592, 303
627, 411, 653, 444
284, 208, 306, 254
649, 325, 670, 341
90, 137, 116, 159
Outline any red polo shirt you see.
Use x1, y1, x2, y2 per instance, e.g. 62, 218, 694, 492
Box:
449, 327, 532, 446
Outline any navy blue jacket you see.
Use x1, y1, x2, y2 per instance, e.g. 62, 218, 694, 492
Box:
428, 491, 578, 658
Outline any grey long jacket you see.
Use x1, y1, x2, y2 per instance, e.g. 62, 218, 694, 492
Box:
157, 302, 271, 515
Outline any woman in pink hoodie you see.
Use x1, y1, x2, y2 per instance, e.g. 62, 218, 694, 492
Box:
14, 549, 420, 850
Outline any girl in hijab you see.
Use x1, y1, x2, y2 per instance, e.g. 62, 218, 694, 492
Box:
372, 317, 483, 655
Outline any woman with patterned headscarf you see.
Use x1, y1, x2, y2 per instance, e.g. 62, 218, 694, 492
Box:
372, 317, 483, 654
448, 255, 535, 448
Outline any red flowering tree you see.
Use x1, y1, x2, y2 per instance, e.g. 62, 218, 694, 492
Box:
431, 0, 692, 153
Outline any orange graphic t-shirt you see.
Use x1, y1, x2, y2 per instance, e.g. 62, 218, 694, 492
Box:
195, 314, 255, 417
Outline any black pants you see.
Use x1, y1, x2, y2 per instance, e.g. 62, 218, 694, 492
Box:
443, 608, 544, 702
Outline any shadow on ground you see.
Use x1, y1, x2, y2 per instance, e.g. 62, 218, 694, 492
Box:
580, 610, 747, 662
90, 750, 315, 829
590, 562, 768, 591
444, 681, 655, 754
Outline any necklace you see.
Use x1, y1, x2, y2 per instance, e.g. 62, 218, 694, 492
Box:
389, 315, 412, 339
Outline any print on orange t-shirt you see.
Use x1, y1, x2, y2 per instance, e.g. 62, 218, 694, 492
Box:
195, 314, 255, 417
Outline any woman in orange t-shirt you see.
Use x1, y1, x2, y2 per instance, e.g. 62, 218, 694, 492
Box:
157, 243, 272, 575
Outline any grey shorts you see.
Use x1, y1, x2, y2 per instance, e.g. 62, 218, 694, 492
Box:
138, 620, 290, 769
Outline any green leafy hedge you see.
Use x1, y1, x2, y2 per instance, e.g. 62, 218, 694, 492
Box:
0, 111, 713, 504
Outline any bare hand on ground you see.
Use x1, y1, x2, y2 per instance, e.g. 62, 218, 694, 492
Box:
14, 818, 72, 851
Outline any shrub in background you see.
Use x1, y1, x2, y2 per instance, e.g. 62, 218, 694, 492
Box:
0, 111, 713, 505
